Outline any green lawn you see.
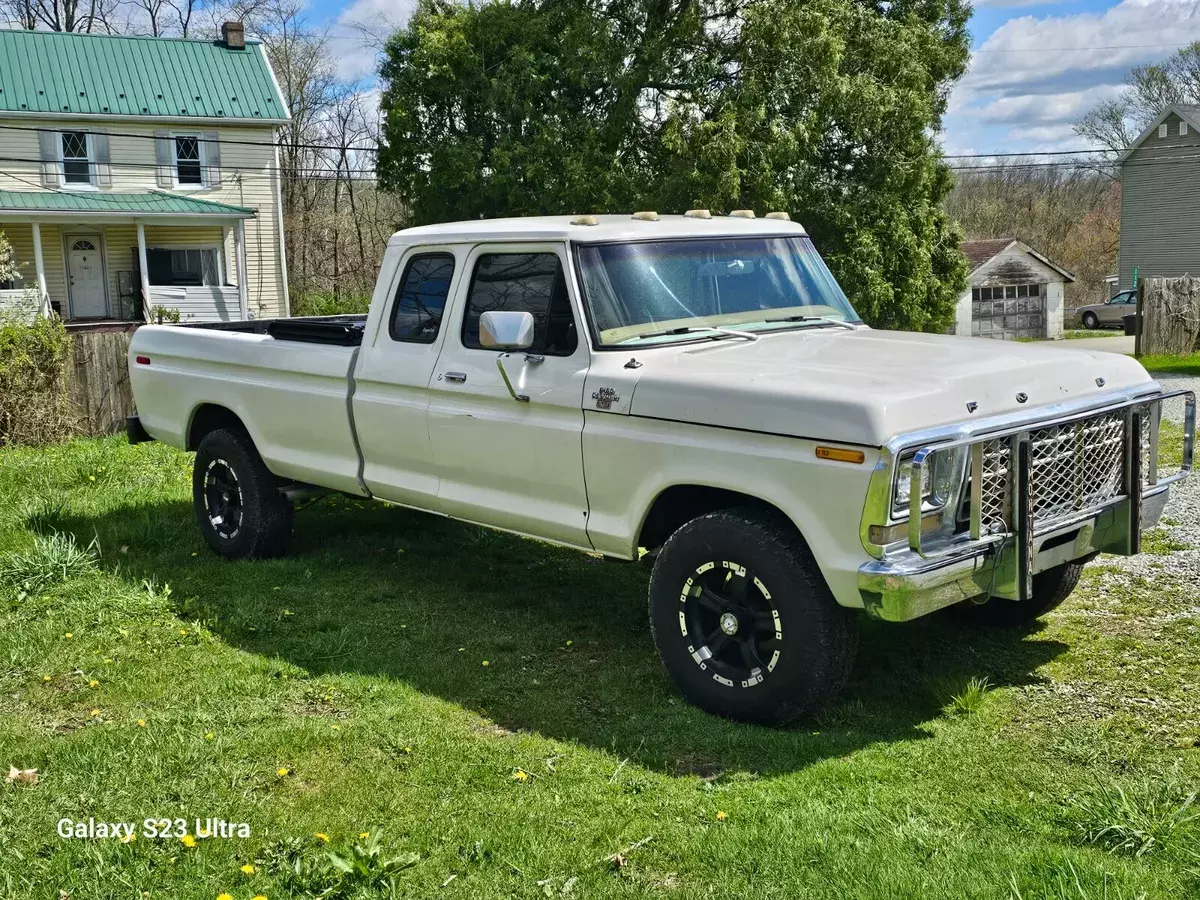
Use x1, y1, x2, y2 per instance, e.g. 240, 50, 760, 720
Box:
1140, 353, 1200, 377
2, 437, 1199, 899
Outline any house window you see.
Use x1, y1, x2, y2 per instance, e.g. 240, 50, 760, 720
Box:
1159, 123, 1169, 138
61, 131, 92, 185
174, 135, 203, 186
145, 247, 221, 286
1182, 122, 1189, 137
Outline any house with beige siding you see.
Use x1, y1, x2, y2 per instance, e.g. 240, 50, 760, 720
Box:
0, 24, 290, 324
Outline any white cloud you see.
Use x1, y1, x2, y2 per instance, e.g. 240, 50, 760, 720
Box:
945, 0, 1200, 152
327, 0, 420, 83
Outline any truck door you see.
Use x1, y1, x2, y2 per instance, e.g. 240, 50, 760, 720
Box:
426, 243, 593, 549
353, 244, 463, 508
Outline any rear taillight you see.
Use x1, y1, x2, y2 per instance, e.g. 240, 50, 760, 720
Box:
135, 356, 151, 365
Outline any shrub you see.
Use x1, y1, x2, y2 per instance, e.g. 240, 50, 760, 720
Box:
0, 304, 78, 445
291, 291, 371, 318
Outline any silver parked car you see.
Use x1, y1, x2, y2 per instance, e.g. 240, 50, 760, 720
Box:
1077, 290, 1136, 329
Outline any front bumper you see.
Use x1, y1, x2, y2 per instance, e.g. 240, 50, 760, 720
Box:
858, 486, 1170, 621
857, 387, 1194, 622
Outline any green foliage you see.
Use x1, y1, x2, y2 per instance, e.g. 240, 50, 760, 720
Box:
1068, 778, 1199, 857
0, 530, 99, 601
0, 304, 76, 446
149, 304, 181, 324
378, 0, 971, 331
944, 675, 991, 717
291, 291, 372, 318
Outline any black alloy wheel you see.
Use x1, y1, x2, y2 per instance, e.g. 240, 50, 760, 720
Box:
679, 561, 782, 689
202, 458, 243, 540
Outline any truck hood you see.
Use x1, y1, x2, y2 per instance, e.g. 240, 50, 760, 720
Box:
614, 328, 1155, 446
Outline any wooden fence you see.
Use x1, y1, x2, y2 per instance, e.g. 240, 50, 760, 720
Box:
65, 325, 137, 436
1142, 276, 1200, 355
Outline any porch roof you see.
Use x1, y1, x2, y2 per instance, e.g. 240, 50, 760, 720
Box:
0, 190, 255, 220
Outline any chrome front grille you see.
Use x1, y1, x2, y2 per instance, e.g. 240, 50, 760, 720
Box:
977, 408, 1144, 532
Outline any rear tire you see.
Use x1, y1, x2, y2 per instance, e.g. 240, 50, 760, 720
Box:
1082, 312, 1099, 330
193, 427, 294, 559
648, 508, 858, 725
955, 561, 1084, 626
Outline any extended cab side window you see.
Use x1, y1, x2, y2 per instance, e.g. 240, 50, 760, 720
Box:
461, 253, 578, 356
390, 253, 456, 343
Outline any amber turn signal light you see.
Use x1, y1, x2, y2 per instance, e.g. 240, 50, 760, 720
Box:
815, 446, 865, 464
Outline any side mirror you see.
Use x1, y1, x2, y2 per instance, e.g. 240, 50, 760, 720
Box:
479, 310, 535, 350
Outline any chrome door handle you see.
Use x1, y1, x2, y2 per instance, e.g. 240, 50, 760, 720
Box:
443, 371, 467, 383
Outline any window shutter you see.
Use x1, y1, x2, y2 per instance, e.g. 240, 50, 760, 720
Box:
154, 130, 174, 188
37, 129, 61, 188
201, 131, 221, 185
92, 130, 112, 188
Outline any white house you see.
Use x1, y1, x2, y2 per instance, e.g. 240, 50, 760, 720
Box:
955, 238, 1075, 341
0, 24, 290, 324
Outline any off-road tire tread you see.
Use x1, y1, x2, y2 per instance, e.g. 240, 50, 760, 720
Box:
193, 427, 294, 559
649, 507, 858, 725
958, 561, 1084, 626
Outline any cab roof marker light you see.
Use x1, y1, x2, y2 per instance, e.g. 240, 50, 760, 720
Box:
765, 211, 791, 221
684, 209, 712, 219
816, 446, 865, 464
631, 211, 660, 221
570, 215, 599, 226
729, 209, 756, 219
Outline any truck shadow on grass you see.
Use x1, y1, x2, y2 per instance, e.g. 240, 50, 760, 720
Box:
58, 495, 1068, 777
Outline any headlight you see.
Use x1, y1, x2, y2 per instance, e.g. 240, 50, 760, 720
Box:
892, 448, 963, 516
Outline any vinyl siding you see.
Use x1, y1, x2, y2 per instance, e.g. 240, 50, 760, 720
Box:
0, 118, 286, 319
1119, 111, 1200, 290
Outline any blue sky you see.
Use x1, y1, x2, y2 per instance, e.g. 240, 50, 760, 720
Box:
312, 0, 1200, 157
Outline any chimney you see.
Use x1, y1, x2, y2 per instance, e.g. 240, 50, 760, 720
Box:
221, 21, 245, 50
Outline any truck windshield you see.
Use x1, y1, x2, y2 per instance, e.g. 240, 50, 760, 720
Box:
575, 236, 861, 346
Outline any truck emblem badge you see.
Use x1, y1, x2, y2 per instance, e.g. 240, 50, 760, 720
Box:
966, 401, 978, 413
1015, 392, 1028, 404
592, 387, 620, 410
1096, 377, 1106, 387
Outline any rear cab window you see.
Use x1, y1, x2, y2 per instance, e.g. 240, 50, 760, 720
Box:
390, 253, 456, 343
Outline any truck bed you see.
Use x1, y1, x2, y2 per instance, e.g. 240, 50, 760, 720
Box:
177, 314, 368, 346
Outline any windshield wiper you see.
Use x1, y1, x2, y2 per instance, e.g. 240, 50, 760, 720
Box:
619, 326, 759, 344
760, 315, 858, 331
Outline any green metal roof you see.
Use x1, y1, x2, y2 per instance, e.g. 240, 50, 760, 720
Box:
0, 29, 288, 122
0, 190, 255, 217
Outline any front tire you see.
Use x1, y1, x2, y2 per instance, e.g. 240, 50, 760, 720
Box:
1081, 312, 1099, 330
193, 427, 294, 559
648, 509, 858, 725
955, 561, 1084, 627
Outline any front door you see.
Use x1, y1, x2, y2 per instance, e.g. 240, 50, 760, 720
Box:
426, 244, 592, 548
67, 236, 107, 318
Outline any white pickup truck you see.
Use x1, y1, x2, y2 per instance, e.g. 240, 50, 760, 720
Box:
128, 213, 1196, 724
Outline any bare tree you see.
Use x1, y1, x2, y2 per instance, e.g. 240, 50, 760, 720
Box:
1, 0, 122, 31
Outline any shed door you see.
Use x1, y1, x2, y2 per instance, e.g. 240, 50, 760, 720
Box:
971, 283, 1045, 340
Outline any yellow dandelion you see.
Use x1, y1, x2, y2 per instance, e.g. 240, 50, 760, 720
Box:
512, 769, 530, 782
191, 552, 198, 557
481, 660, 489, 667
205, 732, 215, 741
104, 658, 113, 664
89, 680, 99, 688
715, 811, 727, 821
402, 746, 412, 754
216, 894, 233, 900
251, 895, 267, 900
240, 863, 256, 874
314, 832, 330, 843
565, 640, 573, 647
179, 629, 187, 636
121, 832, 136, 844
90, 708, 101, 717
359, 832, 369, 839
180, 834, 197, 848
137, 719, 146, 728
277, 767, 289, 777
65, 633, 73, 639
42, 675, 51, 682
